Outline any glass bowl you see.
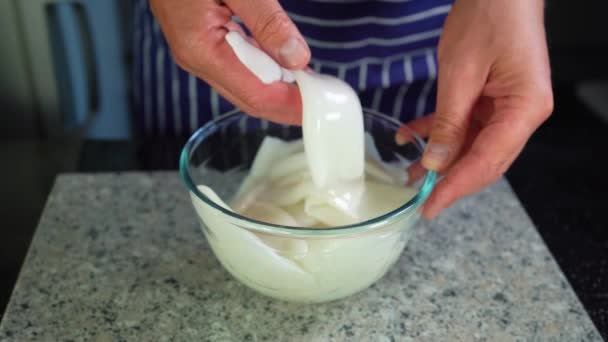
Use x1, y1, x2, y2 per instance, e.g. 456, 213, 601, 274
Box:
180, 109, 436, 303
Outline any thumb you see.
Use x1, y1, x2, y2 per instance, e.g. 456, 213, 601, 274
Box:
423, 64, 487, 172
225, 0, 310, 69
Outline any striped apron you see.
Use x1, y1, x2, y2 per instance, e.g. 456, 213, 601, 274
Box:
132, 0, 453, 138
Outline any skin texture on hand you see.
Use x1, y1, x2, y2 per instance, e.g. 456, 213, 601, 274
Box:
396, 0, 554, 219
149, 0, 310, 125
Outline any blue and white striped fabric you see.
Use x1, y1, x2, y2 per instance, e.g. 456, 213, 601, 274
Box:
132, 0, 452, 137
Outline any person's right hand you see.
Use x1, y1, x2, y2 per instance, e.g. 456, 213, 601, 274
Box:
149, 0, 310, 125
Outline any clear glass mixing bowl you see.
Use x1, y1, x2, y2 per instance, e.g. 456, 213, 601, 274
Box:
180, 109, 436, 303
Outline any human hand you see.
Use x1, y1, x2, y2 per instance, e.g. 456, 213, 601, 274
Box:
149, 0, 310, 124
396, 0, 553, 219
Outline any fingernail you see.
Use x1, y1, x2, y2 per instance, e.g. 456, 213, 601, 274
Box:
279, 37, 308, 68
422, 142, 450, 170
395, 133, 408, 146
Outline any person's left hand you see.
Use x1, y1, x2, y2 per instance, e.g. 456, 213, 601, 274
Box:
395, 0, 554, 219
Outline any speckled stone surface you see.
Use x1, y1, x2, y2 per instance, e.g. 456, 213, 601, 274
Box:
0, 173, 602, 341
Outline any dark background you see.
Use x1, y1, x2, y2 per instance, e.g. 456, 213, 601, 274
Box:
1, 0, 607, 339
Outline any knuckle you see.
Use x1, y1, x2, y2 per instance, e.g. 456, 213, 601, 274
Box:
437, 52, 450, 73
169, 29, 212, 72
438, 55, 478, 83
240, 92, 266, 116
432, 114, 466, 142
463, 62, 479, 79
437, 42, 445, 58
171, 47, 194, 71
516, 87, 554, 128
437, 37, 449, 63
538, 88, 554, 121
471, 149, 508, 183
455, 61, 479, 83
254, 10, 292, 43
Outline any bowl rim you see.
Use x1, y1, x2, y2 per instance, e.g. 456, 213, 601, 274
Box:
180, 108, 437, 236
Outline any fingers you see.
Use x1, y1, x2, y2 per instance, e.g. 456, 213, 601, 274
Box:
225, 0, 310, 69
184, 25, 303, 124
421, 112, 531, 219
202, 40, 303, 124
151, 0, 302, 125
395, 113, 434, 145
394, 115, 435, 186
422, 59, 489, 172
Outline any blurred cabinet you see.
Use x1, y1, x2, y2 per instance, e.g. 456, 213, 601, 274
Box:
0, 0, 38, 138
0, 0, 131, 140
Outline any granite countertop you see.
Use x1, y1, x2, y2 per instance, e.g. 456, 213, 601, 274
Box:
0, 173, 602, 341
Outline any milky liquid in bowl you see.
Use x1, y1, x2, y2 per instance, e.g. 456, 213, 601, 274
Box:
181, 111, 434, 303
